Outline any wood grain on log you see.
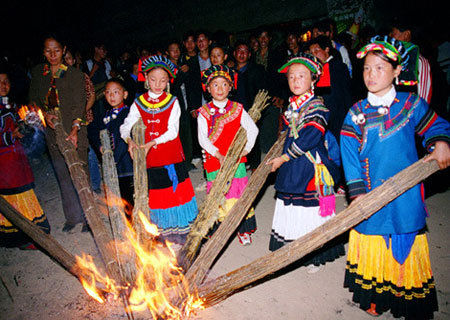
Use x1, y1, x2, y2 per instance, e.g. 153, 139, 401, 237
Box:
100, 129, 136, 283
0, 196, 93, 281
48, 108, 123, 284
130, 118, 151, 245
180, 90, 270, 270
185, 131, 287, 289
197, 158, 440, 306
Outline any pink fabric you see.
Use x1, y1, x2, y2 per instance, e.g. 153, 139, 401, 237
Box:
207, 176, 248, 199
319, 195, 335, 217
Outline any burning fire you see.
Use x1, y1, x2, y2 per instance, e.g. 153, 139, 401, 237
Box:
75, 212, 204, 319
17, 105, 46, 128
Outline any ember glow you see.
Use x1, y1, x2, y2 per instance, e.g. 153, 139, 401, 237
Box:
75, 212, 204, 319
17, 105, 46, 128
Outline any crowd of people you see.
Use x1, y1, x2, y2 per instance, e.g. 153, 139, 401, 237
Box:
1, 14, 450, 319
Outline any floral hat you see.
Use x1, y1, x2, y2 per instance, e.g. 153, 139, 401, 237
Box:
278, 52, 322, 76
201, 64, 238, 91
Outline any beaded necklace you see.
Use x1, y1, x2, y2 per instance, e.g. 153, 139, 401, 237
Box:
103, 104, 127, 124
284, 89, 314, 139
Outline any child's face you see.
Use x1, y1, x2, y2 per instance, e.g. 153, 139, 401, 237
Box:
207, 76, 232, 102
363, 52, 401, 97
0, 74, 11, 96
105, 82, 128, 107
210, 47, 227, 66
287, 63, 313, 96
145, 68, 169, 95
167, 43, 181, 62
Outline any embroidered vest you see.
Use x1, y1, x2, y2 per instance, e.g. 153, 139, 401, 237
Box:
198, 100, 246, 173
135, 92, 184, 168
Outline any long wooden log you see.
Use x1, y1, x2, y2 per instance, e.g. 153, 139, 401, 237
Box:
185, 131, 287, 289
180, 90, 270, 270
0, 196, 93, 281
0, 195, 135, 319
197, 157, 440, 306
100, 129, 136, 284
131, 118, 151, 244
48, 108, 123, 284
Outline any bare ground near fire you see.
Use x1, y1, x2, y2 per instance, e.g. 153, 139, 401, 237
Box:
0, 152, 449, 320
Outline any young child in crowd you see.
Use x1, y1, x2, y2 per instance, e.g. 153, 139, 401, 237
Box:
197, 64, 258, 245
0, 69, 50, 249
267, 53, 344, 273
89, 78, 134, 215
340, 35, 450, 319
120, 55, 198, 249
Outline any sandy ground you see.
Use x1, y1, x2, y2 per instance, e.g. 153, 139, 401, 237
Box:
0, 152, 449, 320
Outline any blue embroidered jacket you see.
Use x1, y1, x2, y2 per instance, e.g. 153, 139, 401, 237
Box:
341, 92, 450, 235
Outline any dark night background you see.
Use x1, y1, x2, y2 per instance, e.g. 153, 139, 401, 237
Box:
2, 0, 448, 67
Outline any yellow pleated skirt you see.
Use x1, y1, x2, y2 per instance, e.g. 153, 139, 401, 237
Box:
344, 229, 438, 319
0, 189, 50, 247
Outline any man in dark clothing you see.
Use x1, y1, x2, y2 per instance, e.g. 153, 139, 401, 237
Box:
232, 40, 268, 169
253, 28, 289, 153
308, 35, 353, 142
185, 30, 212, 162
83, 41, 112, 194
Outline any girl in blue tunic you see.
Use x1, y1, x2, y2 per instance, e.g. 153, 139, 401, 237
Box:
267, 53, 343, 273
340, 36, 450, 319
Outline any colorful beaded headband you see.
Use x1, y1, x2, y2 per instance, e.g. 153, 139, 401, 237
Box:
357, 35, 410, 68
201, 64, 238, 91
139, 55, 178, 79
278, 52, 322, 76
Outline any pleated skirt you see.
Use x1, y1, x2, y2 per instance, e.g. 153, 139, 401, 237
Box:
344, 229, 438, 319
206, 163, 256, 237
147, 162, 198, 245
269, 198, 345, 265
0, 188, 50, 247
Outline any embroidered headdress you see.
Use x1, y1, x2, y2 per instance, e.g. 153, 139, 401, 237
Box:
139, 55, 178, 80
201, 64, 237, 91
278, 52, 322, 76
357, 35, 409, 66
357, 35, 419, 86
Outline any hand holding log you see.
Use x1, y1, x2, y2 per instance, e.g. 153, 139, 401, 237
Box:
196, 157, 441, 306
180, 90, 270, 270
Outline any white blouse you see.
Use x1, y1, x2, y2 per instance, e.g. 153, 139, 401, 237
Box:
120, 91, 181, 145
367, 85, 396, 107
197, 99, 259, 157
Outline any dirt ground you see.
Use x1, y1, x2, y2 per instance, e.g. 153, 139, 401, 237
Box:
0, 152, 449, 320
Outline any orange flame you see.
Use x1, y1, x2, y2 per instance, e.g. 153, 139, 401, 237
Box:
17, 105, 46, 127
17, 105, 29, 121
37, 108, 46, 127
76, 211, 204, 319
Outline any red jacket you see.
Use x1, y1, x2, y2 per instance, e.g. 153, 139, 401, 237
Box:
0, 103, 34, 193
